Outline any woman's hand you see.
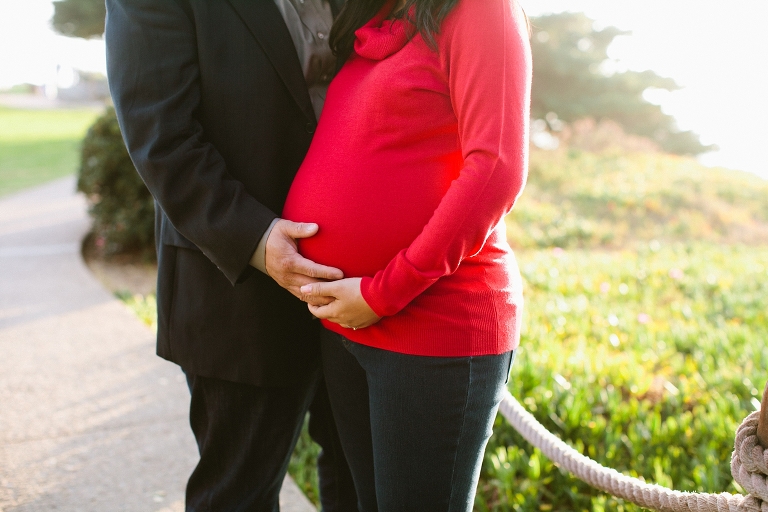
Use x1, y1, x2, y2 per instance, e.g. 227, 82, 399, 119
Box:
300, 278, 381, 330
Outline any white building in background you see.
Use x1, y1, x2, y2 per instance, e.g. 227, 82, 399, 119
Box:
42, 64, 109, 103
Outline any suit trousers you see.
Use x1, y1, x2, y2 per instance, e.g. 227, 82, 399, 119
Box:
184, 369, 356, 512
321, 329, 514, 512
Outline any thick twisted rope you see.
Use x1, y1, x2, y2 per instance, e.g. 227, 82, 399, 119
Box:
498, 391, 768, 511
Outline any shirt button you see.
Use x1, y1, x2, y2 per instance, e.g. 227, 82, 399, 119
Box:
317, 32, 326, 39
306, 122, 316, 134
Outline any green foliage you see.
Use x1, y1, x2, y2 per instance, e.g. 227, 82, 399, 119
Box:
0, 106, 100, 196
530, 13, 713, 155
289, 416, 322, 505
52, 0, 105, 39
476, 243, 766, 510
506, 149, 768, 249
116, 291, 157, 329
78, 107, 155, 258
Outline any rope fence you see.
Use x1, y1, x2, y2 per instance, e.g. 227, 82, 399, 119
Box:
498, 390, 768, 511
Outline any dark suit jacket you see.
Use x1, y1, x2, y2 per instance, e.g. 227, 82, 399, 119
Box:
105, 0, 341, 386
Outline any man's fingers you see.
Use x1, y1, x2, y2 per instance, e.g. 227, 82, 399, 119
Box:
269, 221, 343, 280
291, 256, 343, 281
311, 262, 344, 281
265, 220, 343, 299
278, 256, 344, 286
279, 220, 319, 240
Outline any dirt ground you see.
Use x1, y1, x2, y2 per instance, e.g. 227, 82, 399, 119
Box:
83, 252, 157, 296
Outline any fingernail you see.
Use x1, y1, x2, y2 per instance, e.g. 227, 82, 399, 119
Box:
300, 285, 311, 293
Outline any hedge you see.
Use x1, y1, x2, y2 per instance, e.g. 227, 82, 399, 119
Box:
77, 107, 155, 259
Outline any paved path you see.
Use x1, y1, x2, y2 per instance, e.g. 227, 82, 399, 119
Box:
0, 178, 315, 512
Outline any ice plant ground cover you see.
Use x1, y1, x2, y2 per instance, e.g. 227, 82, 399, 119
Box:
476, 242, 766, 511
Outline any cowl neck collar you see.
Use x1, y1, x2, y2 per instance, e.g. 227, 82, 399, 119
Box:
353, 0, 415, 60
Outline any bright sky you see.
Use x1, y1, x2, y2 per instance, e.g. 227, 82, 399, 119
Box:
521, 0, 768, 179
0, 0, 106, 89
1, 0, 766, 178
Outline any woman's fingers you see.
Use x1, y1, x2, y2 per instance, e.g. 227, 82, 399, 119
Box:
307, 303, 379, 330
304, 278, 380, 330
308, 300, 338, 320
301, 281, 337, 298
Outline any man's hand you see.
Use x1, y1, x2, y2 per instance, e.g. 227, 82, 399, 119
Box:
265, 220, 343, 306
301, 278, 381, 330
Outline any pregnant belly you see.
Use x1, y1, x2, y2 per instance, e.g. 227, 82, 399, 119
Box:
283, 159, 451, 278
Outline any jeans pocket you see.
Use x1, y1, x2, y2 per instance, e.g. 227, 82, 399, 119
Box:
340, 335, 354, 352
504, 350, 517, 384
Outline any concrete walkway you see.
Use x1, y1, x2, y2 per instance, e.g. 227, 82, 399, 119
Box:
0, 178, 315, 512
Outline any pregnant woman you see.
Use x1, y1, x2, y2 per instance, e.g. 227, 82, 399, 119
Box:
282, 0, 531, 509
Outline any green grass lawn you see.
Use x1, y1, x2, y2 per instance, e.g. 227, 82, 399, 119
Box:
0, 106, 102, 196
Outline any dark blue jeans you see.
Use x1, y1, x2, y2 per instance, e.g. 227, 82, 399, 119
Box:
321, 329, 515, 512
184, 369, 356, 512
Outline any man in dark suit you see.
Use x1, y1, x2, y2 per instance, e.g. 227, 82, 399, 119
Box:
104, 0, 356, 510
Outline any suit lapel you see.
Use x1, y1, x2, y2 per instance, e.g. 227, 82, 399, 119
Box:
225, 0, 316, 122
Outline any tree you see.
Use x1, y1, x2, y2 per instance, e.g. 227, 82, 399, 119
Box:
530, 12, 714, 155
52, 3, 712, 156
52, 0, 105, 39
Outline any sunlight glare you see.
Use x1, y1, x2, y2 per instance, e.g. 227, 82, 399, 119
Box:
523, 0, 768, 179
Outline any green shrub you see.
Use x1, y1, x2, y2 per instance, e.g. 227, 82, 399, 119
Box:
476, 243, 766, 511
78, 107, 155, 258
506, 149, 768, 250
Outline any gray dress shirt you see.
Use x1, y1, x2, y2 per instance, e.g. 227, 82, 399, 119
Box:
273, 0, 336, 120
251, 0, 337, 273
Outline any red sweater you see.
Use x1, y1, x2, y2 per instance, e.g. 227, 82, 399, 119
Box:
282, 0, 531, 356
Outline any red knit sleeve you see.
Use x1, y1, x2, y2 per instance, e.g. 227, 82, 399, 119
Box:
360, 0, 532, 317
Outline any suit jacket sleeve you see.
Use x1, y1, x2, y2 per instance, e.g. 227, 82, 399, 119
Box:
105, 0, 276, 284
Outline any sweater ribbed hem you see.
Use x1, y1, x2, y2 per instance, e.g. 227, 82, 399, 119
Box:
326, 286, 522, 357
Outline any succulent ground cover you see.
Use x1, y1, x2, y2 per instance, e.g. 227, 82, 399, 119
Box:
477, 243, 766, 511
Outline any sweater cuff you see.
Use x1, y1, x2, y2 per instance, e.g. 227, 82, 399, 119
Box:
360, 250, 439, 317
